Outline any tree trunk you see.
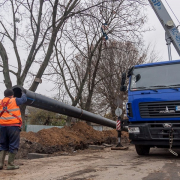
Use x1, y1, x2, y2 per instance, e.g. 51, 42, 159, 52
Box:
0, 42, 12, 88
111, 105, 116, 121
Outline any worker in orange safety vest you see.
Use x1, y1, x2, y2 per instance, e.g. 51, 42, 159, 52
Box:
0, 89, 27, 170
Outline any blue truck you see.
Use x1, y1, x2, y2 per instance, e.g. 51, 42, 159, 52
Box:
121, 60, 180, 155
120, 0, 180, 155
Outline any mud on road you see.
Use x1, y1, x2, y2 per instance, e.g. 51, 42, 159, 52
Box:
2, 145, 180, 180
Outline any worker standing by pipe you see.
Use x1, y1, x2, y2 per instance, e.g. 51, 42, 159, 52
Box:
0, 89, 27, 170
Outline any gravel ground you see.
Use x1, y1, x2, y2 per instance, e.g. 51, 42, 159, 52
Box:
1, 145, 180, 180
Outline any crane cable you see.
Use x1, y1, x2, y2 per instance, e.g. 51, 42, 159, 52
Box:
164, 0, 180, 27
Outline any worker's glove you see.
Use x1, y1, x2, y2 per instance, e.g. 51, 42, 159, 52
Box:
22, 89, 26, 94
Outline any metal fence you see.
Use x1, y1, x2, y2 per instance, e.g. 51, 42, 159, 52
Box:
25, 125, 111, 133
26, 125, 63, 132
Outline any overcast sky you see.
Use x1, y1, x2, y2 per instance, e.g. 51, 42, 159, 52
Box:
144, 0, 180, 61
0, 0, 180, 99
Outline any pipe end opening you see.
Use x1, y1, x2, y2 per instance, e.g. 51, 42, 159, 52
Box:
12, 86, 23, 98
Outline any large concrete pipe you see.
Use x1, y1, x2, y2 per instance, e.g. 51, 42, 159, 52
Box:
12, 85, 116, 128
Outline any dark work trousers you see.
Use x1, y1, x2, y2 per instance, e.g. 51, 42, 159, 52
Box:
0, 126, 20, 153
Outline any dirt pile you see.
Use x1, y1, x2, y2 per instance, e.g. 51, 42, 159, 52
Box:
17, 122, 129, 159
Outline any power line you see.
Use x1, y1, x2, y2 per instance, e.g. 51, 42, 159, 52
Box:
8, 64, 18, 69
164, 0, 180, 26
1, 64, 58, 84
38, 76, 59, 84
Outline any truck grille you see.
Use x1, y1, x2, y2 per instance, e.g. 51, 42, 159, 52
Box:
139, 101, 180, 118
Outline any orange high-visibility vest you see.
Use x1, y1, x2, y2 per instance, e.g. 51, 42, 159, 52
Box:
0, 97, 22, 126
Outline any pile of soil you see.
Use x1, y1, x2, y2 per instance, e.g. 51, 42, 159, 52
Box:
17, 122, 129, 159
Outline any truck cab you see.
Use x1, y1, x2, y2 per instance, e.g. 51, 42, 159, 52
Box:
123, 60, 180, 155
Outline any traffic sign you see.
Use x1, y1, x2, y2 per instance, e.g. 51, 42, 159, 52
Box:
115, 107, 122, 117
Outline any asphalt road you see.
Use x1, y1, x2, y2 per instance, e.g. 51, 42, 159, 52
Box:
1, 145, 180, 180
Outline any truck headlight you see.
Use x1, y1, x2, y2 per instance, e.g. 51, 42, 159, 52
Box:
128, 127, 140, 133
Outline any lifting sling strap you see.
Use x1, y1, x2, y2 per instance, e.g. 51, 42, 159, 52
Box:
0, 98, 22, 125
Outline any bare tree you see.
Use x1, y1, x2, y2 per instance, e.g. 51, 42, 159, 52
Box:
94, 40, 158, 120
47, 0, 148, 126
0, 0, 110, 129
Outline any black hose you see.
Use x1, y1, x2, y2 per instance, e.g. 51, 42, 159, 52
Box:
12, 85, 116, 128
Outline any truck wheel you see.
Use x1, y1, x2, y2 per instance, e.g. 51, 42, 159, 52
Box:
135, 145, 150, 155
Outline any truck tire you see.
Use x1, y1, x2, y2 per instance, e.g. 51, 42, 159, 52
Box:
135, 145, 150, 155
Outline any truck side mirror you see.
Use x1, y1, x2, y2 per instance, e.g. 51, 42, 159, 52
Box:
120, 73, 127, 92
120, 85, 127, 91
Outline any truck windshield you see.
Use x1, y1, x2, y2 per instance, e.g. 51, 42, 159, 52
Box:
130, 63, 180, 91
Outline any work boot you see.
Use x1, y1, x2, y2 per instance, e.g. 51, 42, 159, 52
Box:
0, 151, 6, 170
7, 152, 19, 170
